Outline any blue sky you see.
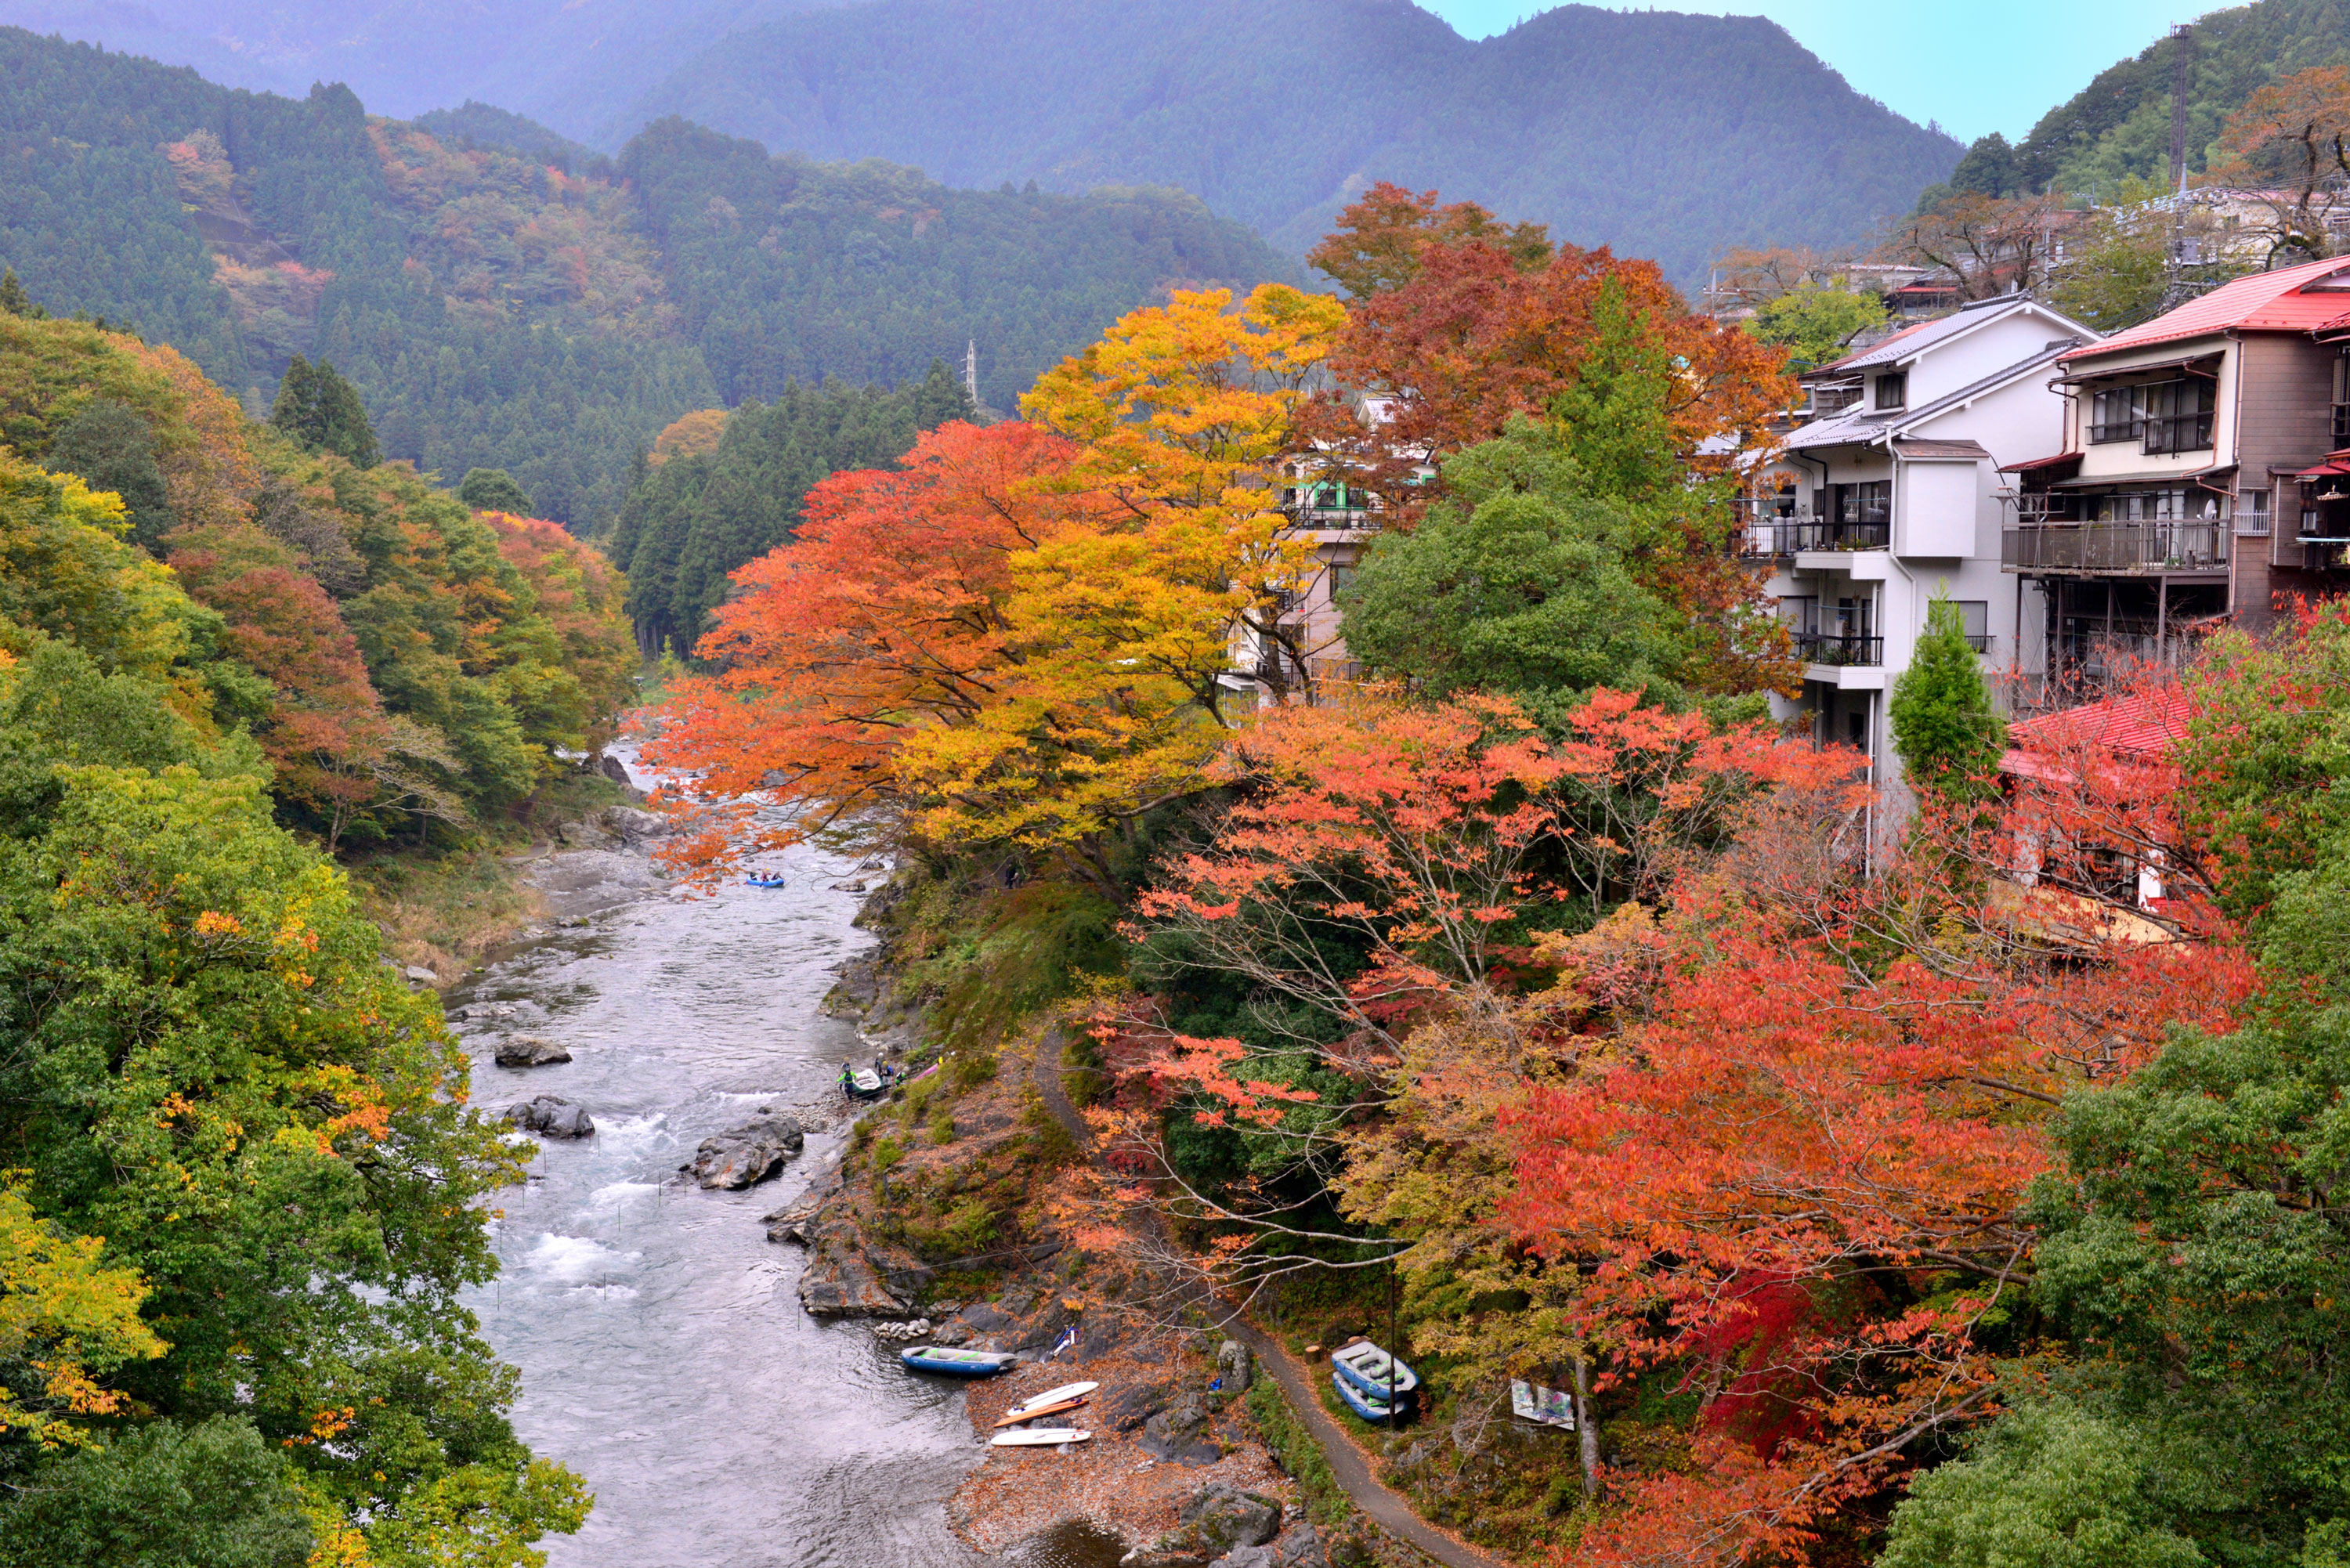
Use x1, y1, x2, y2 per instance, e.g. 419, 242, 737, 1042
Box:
1419, 2, 2188, 144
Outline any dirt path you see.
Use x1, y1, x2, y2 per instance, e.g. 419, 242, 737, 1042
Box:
1032, 1031, 1509, 1568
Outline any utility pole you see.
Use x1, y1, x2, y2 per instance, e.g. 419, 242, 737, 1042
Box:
964, 338, 978, 410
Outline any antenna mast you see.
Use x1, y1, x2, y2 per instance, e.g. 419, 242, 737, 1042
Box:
2169, 23, 2193, 196
964, 338, 978, 409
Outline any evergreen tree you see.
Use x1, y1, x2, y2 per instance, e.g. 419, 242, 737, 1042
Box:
0, 267, 33, 319
268, 356, 380, 468
457, 466, 535, 515
44, 399, 175, 552
1889, 591, 2007, 802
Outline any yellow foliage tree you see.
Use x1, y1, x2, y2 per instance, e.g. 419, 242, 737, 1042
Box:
0, 1186, 165, 1447
653, 284, 1346, 886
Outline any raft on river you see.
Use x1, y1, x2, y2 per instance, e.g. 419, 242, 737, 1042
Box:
744, 873, 789, 888
901, 1346, 1016, 1377
842, 1063, 892, 1101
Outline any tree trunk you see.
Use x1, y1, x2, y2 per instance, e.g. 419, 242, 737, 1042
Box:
1571, 1349, 1600, 1501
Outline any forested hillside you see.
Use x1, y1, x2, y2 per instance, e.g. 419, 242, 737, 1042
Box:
610, 363, 973, 657
626, 0, 1961, 286
2014, 0, 2350, 195
0, 27, 1287, 529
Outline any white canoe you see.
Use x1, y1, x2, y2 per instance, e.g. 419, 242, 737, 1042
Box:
1007, 1380, 1098, 1417
990, 1427, 1091, 1447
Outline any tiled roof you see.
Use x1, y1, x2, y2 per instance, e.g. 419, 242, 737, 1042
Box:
2060, 255, 2350, 362
1785, 342, 2075, 454
2003, 688, 2188, 768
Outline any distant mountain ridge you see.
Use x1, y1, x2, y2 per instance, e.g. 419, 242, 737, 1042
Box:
0, 0, 1960, 284
624, 0, 1962, 282
0, 26, 1286, 527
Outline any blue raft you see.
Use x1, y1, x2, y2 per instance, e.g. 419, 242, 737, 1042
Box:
902, 1346, 1017, 1377
745, 874, 789, 888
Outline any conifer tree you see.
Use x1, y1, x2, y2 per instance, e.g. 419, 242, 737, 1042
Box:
267, 355, 380, 467
0, 266, 31, 318
1889, 592, 2008, 802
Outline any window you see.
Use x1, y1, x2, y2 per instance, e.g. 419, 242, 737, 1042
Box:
1954, 599, 1990, 653
1846, 710, 1868, 751
1327, 560, 1358, 602
1836, 481, 1890, 528
2237, 489, 2271, 537
2142, 378, 2216, 454
2090, 385, 2144, 444
1874, 371, 1907, 410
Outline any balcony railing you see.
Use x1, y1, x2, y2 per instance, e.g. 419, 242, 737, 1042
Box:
1795, 633, 1883, 667
2142, 410, 2215, 456
1286, 504, 1379, 530
2001, 522, 2229, 573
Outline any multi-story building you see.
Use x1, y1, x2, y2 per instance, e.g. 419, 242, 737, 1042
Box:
2004, 254, 2350, 680
1751, 293, 2098, 808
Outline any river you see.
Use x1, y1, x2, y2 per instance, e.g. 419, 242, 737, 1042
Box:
447, 799, 1123, 1568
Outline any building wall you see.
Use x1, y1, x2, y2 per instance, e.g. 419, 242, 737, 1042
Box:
2238, 333, 2344, 633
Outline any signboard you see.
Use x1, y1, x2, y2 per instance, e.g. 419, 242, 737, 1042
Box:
1510, 1378, 1576, 1429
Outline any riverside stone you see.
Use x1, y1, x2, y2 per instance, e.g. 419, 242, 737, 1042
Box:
494, 1036, 572, 1068
504, 1096, 593, 1138
1180, 1484, 1281, 1555
1217, 1339, 1253, 1393
685, 1112, 804, 1190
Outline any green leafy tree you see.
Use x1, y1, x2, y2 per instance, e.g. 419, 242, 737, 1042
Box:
1341, 417, 1694, 714
1950, 131, 2023, 197
457, 467, 535, 515
43, 398, 175, 552
1881, 1402, 2207, 1568
1889, 591, 2007, 803
1744, 281, 1886, 370
0, 1418, 314, 1568
268, 356, 380, 468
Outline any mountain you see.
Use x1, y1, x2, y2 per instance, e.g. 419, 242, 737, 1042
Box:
0, 1, 1958, 284
2014, 0, 2350, 196
0, 0, 841, 132
606, 0, 1966, 287
0, 27, 1288, 528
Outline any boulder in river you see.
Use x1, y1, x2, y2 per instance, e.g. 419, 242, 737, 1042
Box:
505, 1096, 594, 1138
601, 806, 671, 844
685, 1111, 804, 1189
494, 1036, 572, 1068
1179, 1484, 1282, 1555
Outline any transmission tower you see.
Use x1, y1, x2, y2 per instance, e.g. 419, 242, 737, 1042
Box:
964, 338, 978, 409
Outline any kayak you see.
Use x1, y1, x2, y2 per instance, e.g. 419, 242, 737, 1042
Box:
1004, 1380, 1097, 1418
989, 1427, 1090, 1447
902, 1346, 1015, 1377
1333, 1370, 1408, 1422
744, 874, 789, 888
1332, 1339, 1419, 1400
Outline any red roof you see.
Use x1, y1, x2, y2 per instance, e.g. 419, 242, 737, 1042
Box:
2060, 255, 2350, 363
2001, 688, 2187, 779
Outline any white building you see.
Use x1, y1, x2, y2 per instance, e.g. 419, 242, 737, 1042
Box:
1751, 294, 2100, 817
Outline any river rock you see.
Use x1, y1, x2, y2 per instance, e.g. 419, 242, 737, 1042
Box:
762, 1185, 832, 1245
1104, 1379, 1171, 1433
504, 1096, 594, 1138
1180, 1485, 1281, 1555
796, 1202, 934, 1317
685, 1112, 804, 1190
403, 965, 437, 985
555, 818, 613, 848
1217, 1339, 1253, 1393
602, 806, 671, 844
1141, 1392, 1221, 1465
494, 1036, 572, 1068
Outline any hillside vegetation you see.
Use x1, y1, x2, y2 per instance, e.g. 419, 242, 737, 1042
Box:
2016, 0, 2350, 195
625, 0, 1961, 287
0, 27, 1288, 529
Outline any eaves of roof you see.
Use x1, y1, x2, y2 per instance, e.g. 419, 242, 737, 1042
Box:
1784, 343, 2075, 456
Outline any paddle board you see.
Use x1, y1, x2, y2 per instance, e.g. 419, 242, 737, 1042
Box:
989, 1428, 1091, 1447
1007, 1380, 1097, 1415
991, 1396, 1088, 1429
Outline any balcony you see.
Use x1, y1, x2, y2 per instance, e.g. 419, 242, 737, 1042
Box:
1285, 504, 1379, 532
2001, 522, 2228, 573
1795, 633, 1883, 667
